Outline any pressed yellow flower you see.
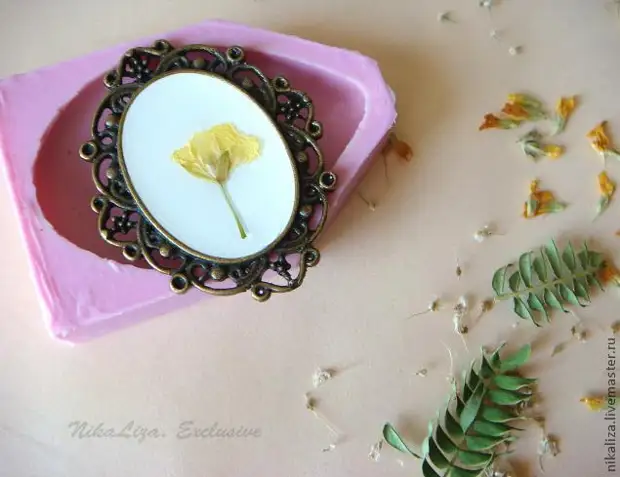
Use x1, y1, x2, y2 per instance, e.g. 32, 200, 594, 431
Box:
172, 123, 261, 239
553, 96, 576, 134
580, 396, 607, 412
600, 171, 615, 197
557, 96, 576, 118
588, 122, 610, 152
506, 93, 547, 120
587, 121, 620, 162
595, 171, 616, 219
479, 113, 521, 131
599, 263, 620, 286
501, 103, 530, 120
543, 145, 563, 158
518, 130, 564, 160
523, 180, 566, 219
507, 93, 542, 107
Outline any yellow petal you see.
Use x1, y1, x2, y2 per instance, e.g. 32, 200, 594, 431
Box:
191, 129, 222, 164
580, 396, 607, 412
556, 96, 576, 119
587, 122, 611, 152
501, 103, 530, 119
543, 144, 564, 159
508, 93, 530, 105
209, 123, 261, 167
599, 263, 620, 285
536, 190, 556, 206
172, 144, 215, 182
599, 171, 616, 198
529, 180, 539, 194
172, 123, 261, 184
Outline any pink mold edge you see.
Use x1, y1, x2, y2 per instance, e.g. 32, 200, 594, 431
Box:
0, 19, 396, 344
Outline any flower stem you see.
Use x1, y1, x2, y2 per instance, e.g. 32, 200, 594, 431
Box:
218, 182, 247, 239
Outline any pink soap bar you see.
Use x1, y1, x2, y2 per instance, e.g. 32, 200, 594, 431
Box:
0, 20, 396, 343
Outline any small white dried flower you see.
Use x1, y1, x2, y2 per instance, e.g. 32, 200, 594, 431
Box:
538, 433, 560, 472
437, 11, 453, 22
571, 323, 588, 342
508, 46, 522, 56
474, 224, 497, 242
322, 443, 336, 452
453, 295, 469, 334
312, 368, 333, 388
409, 298, 440, 318
304, 393, 342, 440
369, 439, 384, 462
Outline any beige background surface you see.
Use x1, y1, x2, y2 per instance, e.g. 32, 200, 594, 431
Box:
0, 0, 619, 475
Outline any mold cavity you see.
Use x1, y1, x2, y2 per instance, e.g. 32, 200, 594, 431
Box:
33, 46, 365, 268
33, 77, 148, 268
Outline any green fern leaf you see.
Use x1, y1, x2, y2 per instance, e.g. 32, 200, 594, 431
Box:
488, 389, 531, 406
387, 346, 535, 477
518, 252, 533, 287
458, 449, 494, 467
471, 420, 513, 437
382, 423, 421, 458
422, 459, 442, 477
492, 266, 510, 295
465, 435, 505, 451
491, 240, 607, 324
460, 384, 486, 431
492, 375, 536, 391
499, 344, 531, 372
450, 467, 487, 477
426, 436, 451, 469
480, 406, 520, 423
435, 423, 459, 455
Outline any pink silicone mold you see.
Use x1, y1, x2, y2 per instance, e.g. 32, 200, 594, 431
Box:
0, 19, 396, 343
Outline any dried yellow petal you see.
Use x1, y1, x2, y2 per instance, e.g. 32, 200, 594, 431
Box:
596, 171, 616, 218
173, 123, 260, 183
479, 113, 521, 131
507, 93, 543, 109
599, 263, 620, 286
523, 180, 566, 218
172, 123, 261, 238
518, 130, 563, 160
505, 93, 547, 120
599, 171, 616, 198
587, 122, 610, 153
587, 121, 620, 162
557, 96, 576, 119
501, 102, 530, 120
580, 396, 607, 412
543, 144, 564, 159
553, 96, 576, 134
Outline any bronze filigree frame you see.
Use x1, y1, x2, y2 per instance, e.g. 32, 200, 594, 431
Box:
79, 40, 336, 301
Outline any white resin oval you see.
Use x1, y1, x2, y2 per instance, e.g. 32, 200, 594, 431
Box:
120, 71, 298, 261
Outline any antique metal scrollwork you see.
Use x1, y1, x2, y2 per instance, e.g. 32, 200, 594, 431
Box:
80, 40, 336, 301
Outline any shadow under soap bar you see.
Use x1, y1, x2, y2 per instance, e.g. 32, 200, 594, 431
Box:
0, 19, 396, 343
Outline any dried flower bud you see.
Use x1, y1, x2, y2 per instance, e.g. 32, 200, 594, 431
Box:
312, 368, 333, 388
368, 440, 383, 462
580, 395, 607, 412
